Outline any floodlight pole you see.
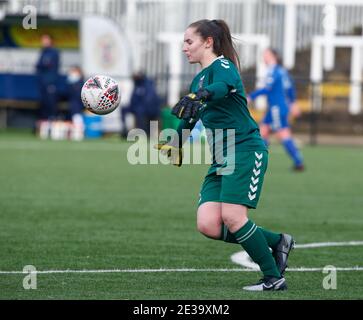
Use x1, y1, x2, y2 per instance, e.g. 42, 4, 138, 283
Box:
350, 43, 362, 115
310, 40, 323, 145
322, 4, 337, 71
283, 3, 297, 69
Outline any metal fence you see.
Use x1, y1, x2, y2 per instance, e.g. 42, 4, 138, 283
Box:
1, 0, 363, 102
2, 0, 363, 73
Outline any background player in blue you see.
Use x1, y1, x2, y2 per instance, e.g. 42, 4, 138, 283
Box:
247, 48, 304, 171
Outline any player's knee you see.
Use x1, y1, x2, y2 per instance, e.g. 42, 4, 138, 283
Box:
277, 128, 291, 140
196, 220, 221, 239
221, 213, 236, 229
221, 211, 248, 232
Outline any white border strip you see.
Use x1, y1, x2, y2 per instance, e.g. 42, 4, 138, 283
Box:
0, 267, 362, 275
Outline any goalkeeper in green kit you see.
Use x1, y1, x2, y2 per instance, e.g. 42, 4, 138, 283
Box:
156, 19, 294, 291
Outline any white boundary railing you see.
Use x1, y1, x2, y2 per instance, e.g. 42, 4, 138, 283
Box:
311, 35, 363, 115
2, 0, 363, 74
270, 0, 363, 69
1, 0, 363, 111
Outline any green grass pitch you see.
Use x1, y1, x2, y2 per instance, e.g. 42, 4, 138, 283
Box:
0, 131, 362, 299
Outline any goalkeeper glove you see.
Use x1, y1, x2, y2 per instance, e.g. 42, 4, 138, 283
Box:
171, 89, 212, 123
154, 142, 183, 167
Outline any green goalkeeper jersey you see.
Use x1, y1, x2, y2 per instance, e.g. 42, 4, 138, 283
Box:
177, 56, 266, 156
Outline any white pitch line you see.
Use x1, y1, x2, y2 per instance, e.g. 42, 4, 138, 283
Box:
1, 241, 362, 275
0, 267, 362, 275
0, 268, 253, 274
231, 241, 363, 270
295, 241, 363, 248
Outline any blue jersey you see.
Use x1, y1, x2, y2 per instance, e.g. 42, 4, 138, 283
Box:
249, 64, 296, 114
249, 64, 296, 130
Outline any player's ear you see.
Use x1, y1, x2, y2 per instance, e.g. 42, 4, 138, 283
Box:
205, 36, 214, 49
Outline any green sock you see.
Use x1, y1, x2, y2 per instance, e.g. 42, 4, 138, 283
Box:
220, 224, 282, 250
220, 224, 239, 244
233, 220, 281, 278
258, 227, 281, 250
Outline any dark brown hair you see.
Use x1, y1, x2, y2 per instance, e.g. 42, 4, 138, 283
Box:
188, 19, 241, 72
266, 48, 282, 65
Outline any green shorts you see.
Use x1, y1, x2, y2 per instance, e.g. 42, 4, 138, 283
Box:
198, 150, 268, 209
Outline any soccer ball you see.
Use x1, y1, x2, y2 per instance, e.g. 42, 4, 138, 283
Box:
81, 75, 121, 115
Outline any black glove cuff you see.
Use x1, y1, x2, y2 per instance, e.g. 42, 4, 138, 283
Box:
195, 88, 213, 101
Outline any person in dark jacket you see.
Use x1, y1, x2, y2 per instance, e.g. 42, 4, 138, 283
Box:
66, 66, 85, 141
121, 71, 161, 138
36, 34, 60, 121
66, 66, 84, 118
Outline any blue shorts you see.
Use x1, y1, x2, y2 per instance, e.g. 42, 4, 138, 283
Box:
262, 106, 289, 131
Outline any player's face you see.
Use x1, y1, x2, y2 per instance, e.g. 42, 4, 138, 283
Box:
183, 28, 207, 64
41, 35, 52, 48
263, 50, 276, 65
